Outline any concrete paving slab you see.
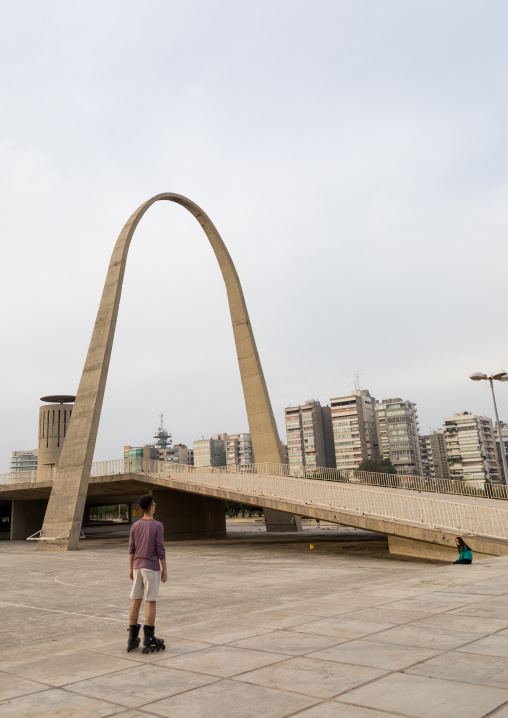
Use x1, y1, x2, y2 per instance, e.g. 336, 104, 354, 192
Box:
406, 651, 508, 688
0, 649, 135, 687
230, 630, 344, 655
291, 617, 396, 639
324, 607, 433, 626
486, 704, 508, 717
450, 602, 508, 619
362, 625, 483, 650
456, 635, 508, 657
438, 583, 508, 596
239, 656, 387, 698
158, 645, 289, 677
307, 704, 407, 718
410, 612, 508, 634
0, 687, 125, 717
0, 670, 51, 701
144, 679, 318, 717
165, 620, 273, 645
235, 609, 321, 629
481, 595, 508, 607
92, 635, 212, 662
66, 663, 217, 707
339, 672, 508, 718
5, 531, 508, 717
375, 592, 485, 613
307, 639, 440, 670
283, 601, 362, 618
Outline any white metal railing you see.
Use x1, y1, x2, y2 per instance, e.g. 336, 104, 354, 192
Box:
0, 467, 55, 485
2, 457, 507, 502
153, 461, 508, 541
2, 457, 508, 541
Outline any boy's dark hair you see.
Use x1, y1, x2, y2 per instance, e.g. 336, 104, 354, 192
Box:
139, 494, 154, 513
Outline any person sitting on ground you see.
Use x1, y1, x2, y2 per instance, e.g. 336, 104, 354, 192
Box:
127, 494, 167, 653
452, 536, 473, 565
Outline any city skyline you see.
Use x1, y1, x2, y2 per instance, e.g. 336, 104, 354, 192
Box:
1, 2, 507, 471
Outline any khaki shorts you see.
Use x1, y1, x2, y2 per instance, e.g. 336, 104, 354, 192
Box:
130, 568, 160, 602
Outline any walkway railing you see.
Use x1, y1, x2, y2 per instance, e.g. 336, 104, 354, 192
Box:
90, 458, 508, 501
153, 461, 508, 542
2, 457, 506, 502
2, 458, 508, 541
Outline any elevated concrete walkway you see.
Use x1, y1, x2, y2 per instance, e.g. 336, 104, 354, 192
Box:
2, 459, 508, 561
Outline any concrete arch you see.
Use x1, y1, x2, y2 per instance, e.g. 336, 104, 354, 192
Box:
39, 193, 285, 549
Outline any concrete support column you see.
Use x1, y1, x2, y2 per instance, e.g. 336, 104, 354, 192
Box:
152, 489, 226, 540
10, 500, 48, 540
264, 508, 302, 532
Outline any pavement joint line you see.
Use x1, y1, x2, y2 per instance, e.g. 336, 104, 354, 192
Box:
486, 698, 508, 717
287, 698, 410, 718
0, 601, 126, 622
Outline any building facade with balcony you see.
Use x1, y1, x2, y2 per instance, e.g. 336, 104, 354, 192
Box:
444, 412, 501, 484
419, 430, 450, 481
225, 433, 253, 466
9, 449, 38, 473
375, 398, 422, 476
330, 389, 379, 470
285, 400, 335, 473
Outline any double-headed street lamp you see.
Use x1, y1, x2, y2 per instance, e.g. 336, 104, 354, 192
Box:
470, 370, 508, 484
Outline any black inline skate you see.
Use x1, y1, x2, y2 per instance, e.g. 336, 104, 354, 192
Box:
142, 625, 165, 654
127, 623, 141, 652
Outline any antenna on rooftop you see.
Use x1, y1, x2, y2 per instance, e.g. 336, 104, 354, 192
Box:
351, 373, 366, 391
154, 413, 172, 449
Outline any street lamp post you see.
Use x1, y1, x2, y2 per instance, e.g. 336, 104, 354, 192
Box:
470, 371, 508, 485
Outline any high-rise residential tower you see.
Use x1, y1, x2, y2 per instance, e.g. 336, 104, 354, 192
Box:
375, 398, 422, 476
330, 389, 379, 470
444, 412, 501, 483
225, 433, 253, 466
419, 430, 450, 480
285, 400, 335, 472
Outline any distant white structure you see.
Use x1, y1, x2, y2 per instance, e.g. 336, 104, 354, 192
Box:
9, 449, 38, 473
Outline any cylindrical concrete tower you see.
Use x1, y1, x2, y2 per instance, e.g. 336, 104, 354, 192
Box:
38, 395, 76, 469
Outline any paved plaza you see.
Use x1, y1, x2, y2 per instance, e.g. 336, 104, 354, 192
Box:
3, 525, 508, 717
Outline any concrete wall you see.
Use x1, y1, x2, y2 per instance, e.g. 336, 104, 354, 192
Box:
10, 500, 48, 540
151, 488, 226, 540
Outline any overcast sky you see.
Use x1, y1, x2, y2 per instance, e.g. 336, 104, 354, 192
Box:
2, 1, 508, 472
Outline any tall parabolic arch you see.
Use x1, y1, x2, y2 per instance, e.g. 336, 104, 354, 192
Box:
38, 193, 288, 550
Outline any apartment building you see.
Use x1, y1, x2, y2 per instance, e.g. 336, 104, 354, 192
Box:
418, 430, 450, 481
193, 434, 227, 468
375, 398, 422, 476
9, 449, 38, 473
285, 400, 335, 472
330, 390, 379, 470
444, 412, 502, 483
157, 443, 194, 465
225, 433, 253, 466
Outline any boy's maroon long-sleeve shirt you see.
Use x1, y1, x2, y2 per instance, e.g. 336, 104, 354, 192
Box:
129, 519, 166, 570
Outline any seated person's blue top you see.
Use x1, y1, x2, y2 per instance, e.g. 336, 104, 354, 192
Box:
456, 546, 473, 562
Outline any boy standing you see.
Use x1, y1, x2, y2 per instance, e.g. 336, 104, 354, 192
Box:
127, 494, 167, 653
